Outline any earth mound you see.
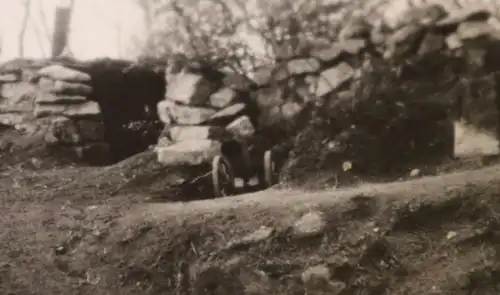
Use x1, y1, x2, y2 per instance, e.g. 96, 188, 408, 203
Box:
1, 157, 500, 295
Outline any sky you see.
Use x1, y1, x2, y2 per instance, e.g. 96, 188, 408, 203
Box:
0, 0, 145, 62
0, 0, 487, 63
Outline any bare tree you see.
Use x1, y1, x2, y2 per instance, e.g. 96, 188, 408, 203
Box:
137, 0, 365, 75
137, 0, 155, 33
18, 0, 32, 57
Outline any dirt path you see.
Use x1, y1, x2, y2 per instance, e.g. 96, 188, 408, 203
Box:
1, 159, 500, 294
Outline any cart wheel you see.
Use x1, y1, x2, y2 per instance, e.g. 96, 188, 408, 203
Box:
263, 150, 279, 188
212, 155, 234, 198
332, 173, 339, 189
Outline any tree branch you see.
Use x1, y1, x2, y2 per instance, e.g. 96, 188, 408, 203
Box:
18, 0, 32, 57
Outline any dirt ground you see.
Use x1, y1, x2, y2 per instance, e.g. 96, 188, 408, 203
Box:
2, 126, 500, 295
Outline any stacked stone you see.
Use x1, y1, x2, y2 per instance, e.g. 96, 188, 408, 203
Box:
252, 39, 364, 130
34, 64, 109, 162
250, 6, 500, 158
0, 70, 38, 129
156, 67, 255, 166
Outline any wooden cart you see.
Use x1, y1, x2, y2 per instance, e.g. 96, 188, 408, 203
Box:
211, 135, 293, 197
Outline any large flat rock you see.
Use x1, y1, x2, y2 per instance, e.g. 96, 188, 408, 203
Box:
34, 101, 101, 118
208, 103, 247, 125
157, 100, 217, 125
456, 20, 500, 42
38, 65, 91, 82
209, 87, 238, 109
169, 125, 232, 142
274, 58, 321, 81
314, 63, 355, 97
35, 92, 88, 104
310, 39, 366, 63
435, 8, 491, 28
156, 139, 222, 166
38, 77, 92, 96
166, 72, 214, 106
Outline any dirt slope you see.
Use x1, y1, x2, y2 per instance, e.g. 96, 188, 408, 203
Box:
1, 156, 500, 295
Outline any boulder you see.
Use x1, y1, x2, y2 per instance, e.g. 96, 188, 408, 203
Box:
156, 100, 174, 124
156, 139, 222, 166
252, 66, 273, 87
38, 65, 91, 82
0, 113, 31, 126
227, 226, 274, 248
339, 18, 370, 40
166, 72, 214, 106
274, 58, 321, 81
157, 100, 217, 125
226, 115, 255, 140
208, 103, 247, 124
0, 73, 18, 83
209, 87, 238, 109
286, 58, 321, 74
34, 101, 101, 118
435, 8, 491, 28
281, 101, 304, 120
310, 45, 343, 63
388, 24, 424, 46
340, 38, 367, 55
38, 77, 92, 96
301, 265, 331, 285
401, 4, 447, 26
457, 21, 500, 42
310, 39, 366, 63
385, 24, 426, 58
315, 63, 355, 97
292, 211, 326, 238
169, 125, 231, 142
35, 93, 87, 104
0, 82, 36, 113
445, 33, 462, 50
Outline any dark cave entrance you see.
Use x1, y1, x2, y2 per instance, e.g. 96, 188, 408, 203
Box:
83, 58, 166, 163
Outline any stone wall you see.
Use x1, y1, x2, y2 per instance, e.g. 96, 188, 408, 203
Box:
152, 5, 500, 182
251, 5, 500, 133
33, 64, 109, 163
0, 58, 165, 165
1, 5, 499, 172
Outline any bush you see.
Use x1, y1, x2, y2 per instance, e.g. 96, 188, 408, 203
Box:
282, 51, 463, 184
